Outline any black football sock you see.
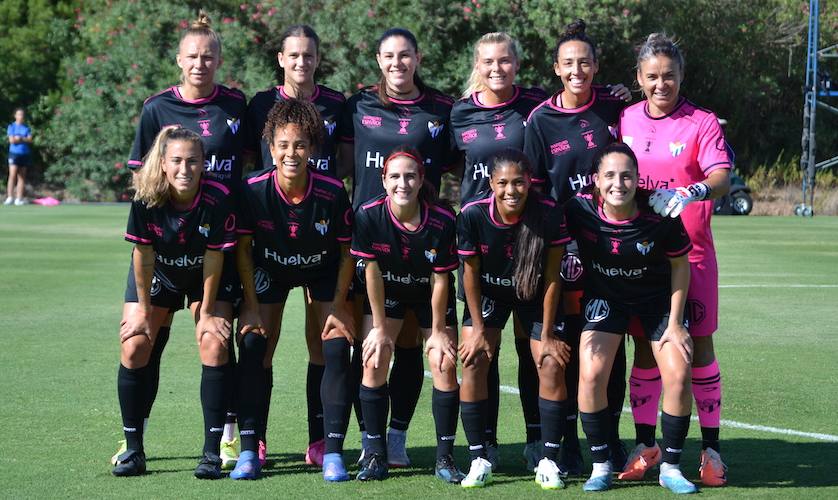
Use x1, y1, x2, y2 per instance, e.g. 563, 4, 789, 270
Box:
539, 398, 568, 462
350, 344, 365, 433
237, 333, 267, 453
322, 338, 352, 454
432, 388, 459, 459
359, 384, 389, 457
485, 345, 500, 446
118, 364, 148, 453
260, 367, 273, 444
701, 426, 720, 453
461, 399, 488, 459
388, 345, 423, 432
144, 326, 170, 418
580, 409, 612, 464
201, 364, 228, 456
561, 317, 581, 449
515, 338, 542, 443
661, 412, 691, 465
608, 336, 627, 445
306, 362, 326, 444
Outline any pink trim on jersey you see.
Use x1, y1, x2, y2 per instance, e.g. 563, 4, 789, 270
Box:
207, 241, 238, 250
385, 197, 429, 233
201, 179, 230, 196
531, 177, 546, 184
125, 233, 152, 244
547, 90, 596, 114
550, 237, 571, 246
279, 85, 321, 102
273, 169, 314, 206
319, 86, 346, 103
219, 87, 245, 101
361, 197, 387, 211
237, 228, 254, 234
472, 86, 521, 109
489, 196, 519, 228
429, 204, 455, 221
538, 197, 556, 208
128, 160, 143, 167
460, 196, 491, 214
143, 86, 176, 105
351, 249, 376, 259
458, 249, 478, 256
338, 136, 354, 144
597, 203, 640, 225
248, 171, 273, 185
434, 263, 458, 272
388, 92, 425, 106
666, 242, 692, 258
172, 85, 220, 104
337, 236, 352, 242
311, 171, 345, 189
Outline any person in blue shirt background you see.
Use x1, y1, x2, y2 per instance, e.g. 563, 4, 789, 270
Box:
6, 108, 33, 206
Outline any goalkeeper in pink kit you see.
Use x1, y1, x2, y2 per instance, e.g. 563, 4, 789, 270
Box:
618, 33, 730, 487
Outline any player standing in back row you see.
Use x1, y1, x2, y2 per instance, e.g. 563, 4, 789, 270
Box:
617, 33, 730, 487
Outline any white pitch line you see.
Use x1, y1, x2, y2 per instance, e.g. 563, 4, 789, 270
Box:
719, 284, 838, 288
424, 371, 838, 442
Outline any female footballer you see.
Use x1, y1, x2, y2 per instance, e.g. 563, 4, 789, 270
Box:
351, 147, 463, 483
457, 149, 571, 489
565, 142, 696, 494
617, 33, 730, 487
231, 99, 355, 481
245, 23, 347, 468
339, 27, 460, 468
114, 127, 238, 479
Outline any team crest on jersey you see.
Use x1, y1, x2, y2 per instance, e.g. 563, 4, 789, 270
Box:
561, 253, 584, 282
622, 136, 633, 147
398, 118, 411, 135
198, 223, 210, 238
609, 238, 621, 255
669, 141, 686, 157
253, 267, 270, 295
198, 119, 212, 137
427, 120, 444, 138
361, 115, 382, 128
582, 131, 597, 150
493, 123, 507, 140
288, 222, 300, 239
636, 240, 654, 255
608, 125, 618, 138
324, 120, 336, 136
424, 249, 437, 263
226, 118, 240, 134
585, 299, 610, 322
314, 219, 329, 235
461, 129, 478, 144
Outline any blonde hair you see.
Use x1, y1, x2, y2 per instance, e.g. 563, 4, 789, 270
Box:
462, 32, 519, 99
134, 127, 205, 207
180, 10, 222, 56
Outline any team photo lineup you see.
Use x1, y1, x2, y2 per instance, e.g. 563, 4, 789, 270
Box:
110, 12, 733, 494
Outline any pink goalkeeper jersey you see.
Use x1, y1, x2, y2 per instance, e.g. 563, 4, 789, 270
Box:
618, 98, 730, 263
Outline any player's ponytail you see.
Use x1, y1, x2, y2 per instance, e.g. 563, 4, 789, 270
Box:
134, 127, 205, 208
553, 19, 598, 63
462, 32, 520, 99
376, 28, 427, 108
636, 32, 684, 75
180, 10, 222, 56
489, 149, 545, 302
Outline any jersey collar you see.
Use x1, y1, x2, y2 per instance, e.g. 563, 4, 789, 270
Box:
278, 85, 321, 102
385, 196, 429, 233
472, 86, 520, 109
642, 96, 686, 120
547, 89, 596, 114
272, 168, 313, 206
172, 84, 220, 105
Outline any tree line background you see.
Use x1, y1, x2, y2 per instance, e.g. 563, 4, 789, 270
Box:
1, 0, 836, 201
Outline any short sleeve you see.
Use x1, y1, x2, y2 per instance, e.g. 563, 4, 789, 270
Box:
697, 113, 731, 176
338, 97, 356, 144
6, 124, 12, 137
128, 105, 159, 170
523, 116, 550, 189
456, 209, 480, 259
206, 196, 238, 252
125, 201, 153, 245
664, 217, 692, 258
350, 208, 375, 259
546, 204, 571, 247
563, 197, 581, 239
335, 186, 353, 244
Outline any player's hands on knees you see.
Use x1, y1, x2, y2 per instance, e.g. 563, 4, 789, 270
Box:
425, 328, 458, 372
537, 335, 571, 369
657, 323, 693, 364
237, 303, 266, 343
362, 326, 393, 369
322, 302, 355, 344
120, 307, 152, 343
459, 327, 492, 367
196, 313, 232, 347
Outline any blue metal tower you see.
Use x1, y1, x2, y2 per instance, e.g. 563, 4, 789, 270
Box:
796, 0, 838, 216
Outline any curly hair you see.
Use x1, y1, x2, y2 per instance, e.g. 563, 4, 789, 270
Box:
262, 98, 323, 153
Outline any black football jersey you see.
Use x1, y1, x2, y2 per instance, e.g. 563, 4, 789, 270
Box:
238, 168, 352, 287
451, 86, 547, 203
247, 84, 345, 176
128, 85, 250, 190
351, 195, 457, 303
524, 86, 626, 204
339, 88, 460, 209
125, 180, 237, 289
564, 191, 692, 308
457, 193, 571, 304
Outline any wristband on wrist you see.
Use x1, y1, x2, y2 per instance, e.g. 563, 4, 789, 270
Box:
687, 182, 711, 201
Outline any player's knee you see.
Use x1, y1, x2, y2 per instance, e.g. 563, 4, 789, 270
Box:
199, 336, 228, 365
121, 336, 152, 368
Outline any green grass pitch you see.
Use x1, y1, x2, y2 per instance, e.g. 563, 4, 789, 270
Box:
1, 205, 836, 498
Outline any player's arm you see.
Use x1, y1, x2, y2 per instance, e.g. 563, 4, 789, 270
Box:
235, 234, 265, 338
657, 254, 692, 363
120, 244, 155, 342
322, 243, 356, 342
196, 249, 232, 346
361, 259, 392, 369
337, 142, 354, 181
537, 245, 571, 368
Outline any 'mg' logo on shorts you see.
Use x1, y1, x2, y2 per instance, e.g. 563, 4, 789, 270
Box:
254, 267, 270, 295
585, 299, 610, 322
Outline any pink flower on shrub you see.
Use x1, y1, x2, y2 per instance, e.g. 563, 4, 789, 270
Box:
86, 56, 95, 64
115, 162, 124, 170
179, 20, 188, 29
223, 17, 234, 24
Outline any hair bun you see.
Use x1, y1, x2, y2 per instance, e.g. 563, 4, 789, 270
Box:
565, 19, 587, 37
191, 10, 212, 30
